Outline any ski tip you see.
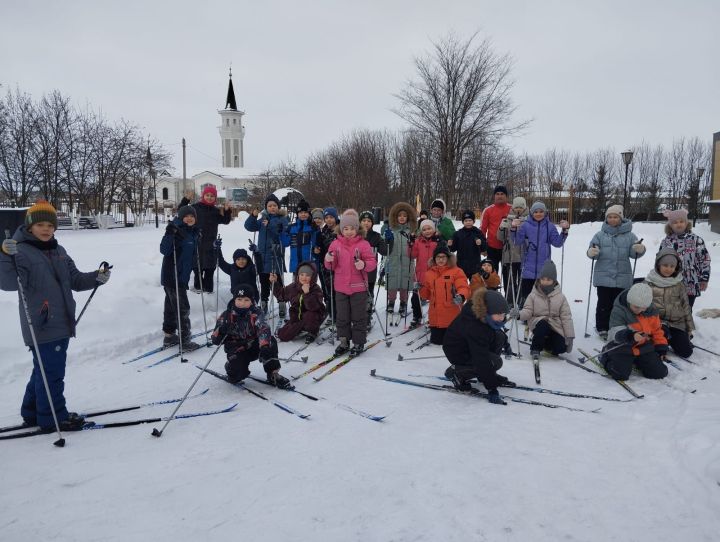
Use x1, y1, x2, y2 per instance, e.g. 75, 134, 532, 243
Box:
151, 428, 162, 437
371, 416, 386, 422
53, 438, 66, 447
301, 356, 308, 363
370, 369, 377, 376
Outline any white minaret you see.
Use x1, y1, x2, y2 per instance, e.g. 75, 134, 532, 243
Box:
218, 68, 245, 168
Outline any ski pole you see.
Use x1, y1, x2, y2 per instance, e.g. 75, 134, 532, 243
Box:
4, 229, 64, 447
215, 234, 221, 323
397, 354, 444, 361
152, 336, 226, 438
632, 238, 644, 279
172, 236, 187, 363
357, 250, 388, 337
328, 251, 336, 345
578, 339, 634, 363
691, 343, 720, 358
196, 230, 210, 345
75, 260, 112, 326
583, 245, 597, 338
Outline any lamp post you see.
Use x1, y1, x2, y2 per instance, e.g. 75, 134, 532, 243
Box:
693, 167, 705, 226
621, 150, 634, 211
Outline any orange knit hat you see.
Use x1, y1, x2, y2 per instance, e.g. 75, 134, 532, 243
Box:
26, 200, 57, 229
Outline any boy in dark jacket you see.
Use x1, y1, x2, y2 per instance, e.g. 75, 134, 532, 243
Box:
0, 201, 110, 431
211, 285, 291, 389
448, 209, 487, 281
216, 240, 258, 301
442, 288, 516, 405
271, 261, 325, 343
313, 207, 339, 322
281, 199, 317, 274
160, 205, 202, 351
359, 210, 388, 325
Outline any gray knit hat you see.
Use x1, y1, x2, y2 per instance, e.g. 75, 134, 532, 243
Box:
539, 260, 557, 281
626, 283, 653, 309
530, 201, 547, 214
178, 205, 197, 220
512, 197, 527, 210
297, 263, 314, 277
485, 289, 510, 315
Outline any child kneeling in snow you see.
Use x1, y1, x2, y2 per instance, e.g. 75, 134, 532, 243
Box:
442, 288, 516, 405
644, 249, 695, 358
516, 260, 575, 361
600, 282, 669, 381
211, 285, 291, 389
270, 261, 325, 344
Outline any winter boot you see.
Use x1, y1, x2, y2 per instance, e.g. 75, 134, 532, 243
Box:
44, 412, 89, 432
163, 333, 180, 348
334, 337, 350, 356
598, 330, 609, 341
445, 365, 472, 392
224, 362, 244, 384
268, 372, 293, 390
349, 342, 365, 356
182, 339, 202, 352
497, 374, 517, 388
486, 389, 507, 405
304, 333, 317, 345
502, 342, 516, 357
278, 302, 287, 320
409, 316, 422, 328
530, 350, 541, 362
398, 302, 408, 317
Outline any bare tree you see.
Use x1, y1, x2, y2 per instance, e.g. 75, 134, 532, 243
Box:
0, 88, 38, 205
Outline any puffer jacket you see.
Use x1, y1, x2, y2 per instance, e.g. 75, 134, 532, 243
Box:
469, 270, 501, 294
381, 202, 417, 290
324, 234, 377, 295
449, 226, 487, 279
607, 289, 668, 357
244, 209, 289, 274
410, 234, 439, 285
588, 219, 644, 289
644, 249, 694, 332
211, 300, 271, 354
497, 211, 528, 264
191, 201, 231, 268
419, 256, 470, 329
0, 225, 99, 346
272, 261, 325, 322
217, 248, 258, 301
660, 230, 711, 297
511, 215, 566, 279
519, 281, 575, 339
281, 217, 317, 273
160, 218, 200, 289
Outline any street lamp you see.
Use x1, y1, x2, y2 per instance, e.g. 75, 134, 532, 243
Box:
621, 150, 634, 211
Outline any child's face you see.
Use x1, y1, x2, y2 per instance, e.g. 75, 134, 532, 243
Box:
481, 263, 493, 274
434, 254, 448, 266
313, 217, 324, 227
539, 277, 554, 287
659, 262, 677, 277
421, 224, 435, 238
324, 215, 337, 227
532, 209, 545, 221
235, 257, 248, 268
670, 219, 687, 234
629, 304, 645, 315
29, 221, 55, 242
606, 214, 621, 227
266, 201, 279, 214
298, 272, 312, 285
513, 207, 525, 216
234, 297, 252, 309
431, 207, 443, 219
182, 215, 196, 226
360, 218, 373, 231
397, 211, 408, 225
298, 211, 309, 221
463, 218, 474, 228
490, 313, 505, 322
203, 192, 216, 205
342, 225, 357, 238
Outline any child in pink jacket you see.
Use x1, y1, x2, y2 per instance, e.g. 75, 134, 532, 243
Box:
409, 219, 440, 327
324, 209, 377, 355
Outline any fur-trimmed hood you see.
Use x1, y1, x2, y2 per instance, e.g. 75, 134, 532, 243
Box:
388, 202, 417, 229
469, 286, 489, 321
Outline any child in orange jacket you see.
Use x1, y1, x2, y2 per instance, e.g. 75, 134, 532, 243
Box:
469, 259, 501, 295
420, 245, 470, 345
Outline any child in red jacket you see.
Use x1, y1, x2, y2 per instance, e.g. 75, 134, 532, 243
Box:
409, 219, 439, 327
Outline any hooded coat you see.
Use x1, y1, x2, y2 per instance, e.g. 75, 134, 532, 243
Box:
160, 217, 200, 289
659, 229, 711, 297
588, 218, 644, 289
191, 201, 231, 268
511, 215, 566, 280
244, 208, 289, 274
324, 233, 377, 295
419, 254, 470, 328
519, 281, 575, 339
217, 248, 259, 301
272, 261, 325, 324
607, 289, 668, 357
644, 249, 695, 332
0, 225, 99, 346
381, 202, 417, 290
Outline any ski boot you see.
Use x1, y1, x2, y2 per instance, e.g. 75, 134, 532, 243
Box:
486, 389, 507, 405
268, 371, 293, 390
497, 374, 517, 388
163, 333, 180, 348
398, 302, 408, 317
409, 316, 422, 329
44, 412, 89, 432
182, 339, 202, 352
530, 350, 541, 362
444, 365, 472, 392
304, 333, 317, 345
334, 337, 350, 356
598, 330, 609, 341
349, 342, 365, 356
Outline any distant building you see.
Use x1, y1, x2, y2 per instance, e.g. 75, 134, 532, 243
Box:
709, 131, 720, 234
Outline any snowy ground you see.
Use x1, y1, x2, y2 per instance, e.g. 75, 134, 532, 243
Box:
1, 215, 719, 541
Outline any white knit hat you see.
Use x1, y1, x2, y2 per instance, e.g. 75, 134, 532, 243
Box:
605, 205, 624, 219
626, 283, 653, 309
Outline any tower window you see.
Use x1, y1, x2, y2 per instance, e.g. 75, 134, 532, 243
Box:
162, 187, 169, 200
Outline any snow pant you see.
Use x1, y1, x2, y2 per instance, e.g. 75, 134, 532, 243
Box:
163, 286, 191, 338
688, 294, 697, 308
336, 291, 368, 345
486, 247, 503, 275
193, 266, 216, 293
387, 289, 409, 310
224, 337, 279, 383
520, 279, 535, 307
319, 268, 336, 320
502, 262, 522, 305
530, 319, 567, 355
601, 346, 668, 381
444, 345, 504, 391
595, 286, 624, 332
277, 311, 323, 342
410, 291, 422, 320
662, 325, 693, 358
430, 326, 447, 345
259, 272, 284, 303
21, 338, 71, 428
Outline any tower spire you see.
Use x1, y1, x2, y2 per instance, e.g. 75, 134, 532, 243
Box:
225, 66, 237, 111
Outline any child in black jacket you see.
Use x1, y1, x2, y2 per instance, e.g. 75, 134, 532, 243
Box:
216, 240, 258, 301
448, 210, 487, 281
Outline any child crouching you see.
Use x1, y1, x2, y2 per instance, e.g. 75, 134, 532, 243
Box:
270, 261, 326, 344
211, 285, 291, 389
469, 259, 501, 294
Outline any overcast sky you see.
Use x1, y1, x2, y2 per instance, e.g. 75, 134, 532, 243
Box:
2, 0, 718, 174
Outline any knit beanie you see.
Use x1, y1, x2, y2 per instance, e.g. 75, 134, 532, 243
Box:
626, 283, 653, 309
264, 194, 280, 209
233, 248, 249, 261
234, 284, 255, 301
419, 219, 436, 232
323, 207, 339, 221
430, 199, 445, 211
418, 209, 429, 219
480, 259, 496, 272
657, 253, 678, 268
485, 289, 510, 315
178, 205, 197, 220
296, 199, 310, 213
359, 211, 374, 224
605, 204, 624, 219
202, 185, 217, 198
539, 259, 557, 281
512, 197, 527, 210
297, 263, 314, 276
433, 245, 451, 261
461, 209, 476, 221
530, 201, 547, 214
311, 208, 324, 221
339, 209, 360, 230
493, 185, 508, 196
25, 200, 57, 229
663, 208, 688, 223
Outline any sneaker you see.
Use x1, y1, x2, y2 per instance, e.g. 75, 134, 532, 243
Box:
182, 340, 202, 352
304, 334, 316, 345
349, 343, 365, 355
163, 334, 180, 348
268, 372, 293, 390
445, 365, 472, 392
486, 389, 507, 405
334, 337, 350, 355
278, 302, 287, 319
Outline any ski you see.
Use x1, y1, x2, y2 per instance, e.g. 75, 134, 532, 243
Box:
383, 323, 424, 346
369, 370, 600, 413
200, 367, 310, 419
406, 329, 430, 347
291, 351, 344, 381
312, 340, 382, 382
121, 331, 208, 364
0, 389, 211, 434
577, 348, 644, 399
409, 337, 432, 353
533, 356, 541, 384
0, 404, 237, 441
407, 374, 633, 402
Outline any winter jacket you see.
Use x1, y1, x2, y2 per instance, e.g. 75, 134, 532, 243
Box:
324, 234, 377, 295
381, 202, 417, 290
244, 210, 289, 274
217, 248, 258, 301
273, 260, 325, 323
449, 226, 487, 279
497, 211, 528, 264
160, 218, 200, 289
410, 234, 439, 285
428, 198, 455, 241
644, 249, 694, 332
211, 301, 271, 354
281, 218, 317, 273
419, 256, 470, 329
191, 202, 231, 269
364, 228, 388, 284
607, 289, 668, 357
511, 216, 566, 280
442, 287, 505, 389
519, 282, 575, 339
481, 203, 512, 250
587, 219, 644, 289
469, 271, 501, 294
0, 225, 99, 346
660, 231, 711, 297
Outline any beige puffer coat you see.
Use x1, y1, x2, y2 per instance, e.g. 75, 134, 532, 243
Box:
519, 281, 575, 339
644, 249, 695, 332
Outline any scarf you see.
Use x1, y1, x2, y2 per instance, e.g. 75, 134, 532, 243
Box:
646, 269, 682, 288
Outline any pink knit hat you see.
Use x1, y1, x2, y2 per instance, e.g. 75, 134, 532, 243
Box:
663, 208, 688, 223
339, 209, 360, 230
419, 219, 435, 231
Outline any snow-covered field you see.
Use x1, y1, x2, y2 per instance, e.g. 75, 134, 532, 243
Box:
1, 215, 719, 542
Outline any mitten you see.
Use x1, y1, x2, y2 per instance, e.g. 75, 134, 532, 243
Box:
453, 294, 465, 306
96, 268, 111, 284
384, 229, 394, 241
1, 238, 18, 255
587, 246, 600, 258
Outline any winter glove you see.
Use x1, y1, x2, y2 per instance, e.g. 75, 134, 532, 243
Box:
655, 344, 669, 358
1, 238, 18, 255
507, 307, 520, 320
616, 328, 637, 344
480, 270, 490, 280
632, 243, 646, 256
248, 242, 258, 253
96, 268, 111, 285
559, 220, 570, 231
699, 282, 708, 292
383, 229, 394, 241
324, 252, 334, 263
165, 223, 178, 236
565, 337, 574, 354
453, 294, 465, 306
214, 238, 222, 249
354, 259, 365, 270
587, 246, 600, 258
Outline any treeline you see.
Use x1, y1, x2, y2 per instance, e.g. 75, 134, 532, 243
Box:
0, 86, 170, 216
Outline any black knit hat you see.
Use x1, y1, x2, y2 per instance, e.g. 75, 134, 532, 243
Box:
178, 205, 197, 220
480, 258, 496, 272
234, 284, 255, 300
485, 289, 509, 315
461, 209, 476, 221
296, 199, 310, 213
493, 185, 508, 196
433, 245, 451, 261
359, 211, 374, 224
233, 248, 249, 261
264, 194, 280, 208
430, 199, 445, 211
